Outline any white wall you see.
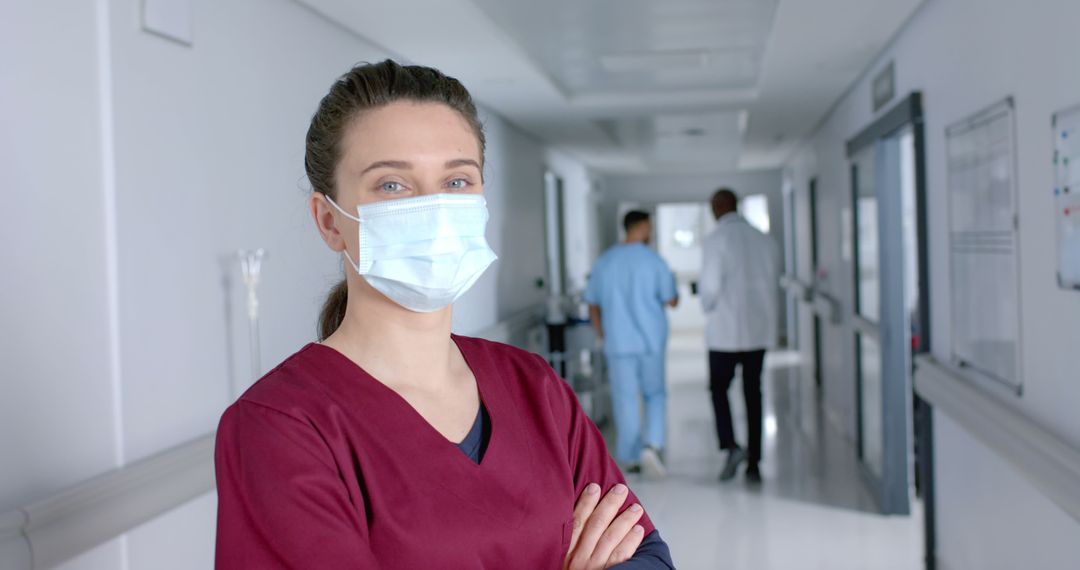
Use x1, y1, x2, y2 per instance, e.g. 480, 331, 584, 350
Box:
546, 150, 602, 295
1, 0, 119, 513
2, 0, 577, 567
784, 0, 1080, 567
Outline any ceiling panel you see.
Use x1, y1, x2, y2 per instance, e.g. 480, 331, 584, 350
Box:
469, 0, 779, 95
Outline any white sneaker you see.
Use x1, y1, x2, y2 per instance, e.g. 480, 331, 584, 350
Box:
640, 446, 667, 480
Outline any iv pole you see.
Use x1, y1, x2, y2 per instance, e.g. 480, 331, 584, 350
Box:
237, 249, 266, 385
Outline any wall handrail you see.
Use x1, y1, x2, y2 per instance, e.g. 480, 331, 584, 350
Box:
780, 274, 813, 302
782, 274, 842, 325
0, 433, 216, 569
914, 354, 1080, 523
0, 304, 549, 569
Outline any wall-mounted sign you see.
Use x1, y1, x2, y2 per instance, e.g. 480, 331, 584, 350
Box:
872, 62, 896, 112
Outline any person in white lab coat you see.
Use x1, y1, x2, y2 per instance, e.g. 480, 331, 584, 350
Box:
698, 189, 780, 483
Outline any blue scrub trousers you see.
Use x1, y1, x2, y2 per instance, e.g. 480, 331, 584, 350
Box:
605, 351, 667, 465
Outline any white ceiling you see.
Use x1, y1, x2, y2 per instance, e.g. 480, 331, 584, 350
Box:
296, 0, 926, 174
469, 0, 778, 96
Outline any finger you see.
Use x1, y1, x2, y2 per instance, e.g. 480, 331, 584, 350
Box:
590, 503, 644, 566
605, 524, 646, 568
566, 483, 601, 562
571, 484, 629, 568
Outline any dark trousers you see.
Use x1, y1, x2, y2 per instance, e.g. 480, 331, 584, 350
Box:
708, 350, 765, 466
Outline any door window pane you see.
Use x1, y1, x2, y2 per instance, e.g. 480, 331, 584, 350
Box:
858, 334, 883, 478
899, 127, 924, 351
853, 148, 880, 321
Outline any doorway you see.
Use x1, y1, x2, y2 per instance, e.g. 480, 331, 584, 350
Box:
544, 171, 568, 298
543, 171, 568, 377
783, 185, 799, 350
654, 202, 715, 331
809, 178, 824, 390
845, 93, 932, 560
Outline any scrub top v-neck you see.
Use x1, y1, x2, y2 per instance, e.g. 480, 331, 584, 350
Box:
455, 403, 491, 464
214, 335, 659, 569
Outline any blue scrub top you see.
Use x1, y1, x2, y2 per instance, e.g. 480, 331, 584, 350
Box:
584, 243, 677, 356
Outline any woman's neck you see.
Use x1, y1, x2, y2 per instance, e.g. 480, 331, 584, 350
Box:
323, 283, 459, 391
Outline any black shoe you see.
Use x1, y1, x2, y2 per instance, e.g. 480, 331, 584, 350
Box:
719, 447, 747, 481
624, 464, 642, 475
745, 464, 762, 484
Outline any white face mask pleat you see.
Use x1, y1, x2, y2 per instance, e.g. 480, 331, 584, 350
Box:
324, 193, 498, 312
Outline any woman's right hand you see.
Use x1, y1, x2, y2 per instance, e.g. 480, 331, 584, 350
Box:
563, 483, 646, 570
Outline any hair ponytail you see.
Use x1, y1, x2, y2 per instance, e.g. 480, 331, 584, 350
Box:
318, 279, 349, 341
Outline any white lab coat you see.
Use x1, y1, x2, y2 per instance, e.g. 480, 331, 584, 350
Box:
699, 213, 781, 351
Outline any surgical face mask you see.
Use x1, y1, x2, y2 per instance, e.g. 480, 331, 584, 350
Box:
325, 193, 498, 313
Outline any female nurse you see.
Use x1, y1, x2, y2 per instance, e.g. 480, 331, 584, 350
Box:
214, 60, 674, 569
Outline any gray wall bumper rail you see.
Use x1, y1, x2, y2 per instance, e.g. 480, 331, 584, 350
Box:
914, 355, 1080, 523
0, 434, 215, 570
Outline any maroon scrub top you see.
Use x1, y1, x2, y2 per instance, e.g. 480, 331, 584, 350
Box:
214, 335, 655, 569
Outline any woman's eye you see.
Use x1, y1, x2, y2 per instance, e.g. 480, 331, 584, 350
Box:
379, 181, 405, 193
447, 178, 469, 189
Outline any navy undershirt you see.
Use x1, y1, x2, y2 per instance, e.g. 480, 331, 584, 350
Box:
455, 405, 674, 569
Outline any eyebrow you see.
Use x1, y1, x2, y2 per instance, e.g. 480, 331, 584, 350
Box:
360, 160, 411, 175
359, 158, 481, 176
445, 158, 482, 170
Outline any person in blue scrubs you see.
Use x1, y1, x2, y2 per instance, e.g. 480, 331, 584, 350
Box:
585, 210, 679, 479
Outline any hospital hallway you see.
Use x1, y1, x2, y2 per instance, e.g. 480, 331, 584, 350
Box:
624, 330, 922, 570
7, 1, 1080, 569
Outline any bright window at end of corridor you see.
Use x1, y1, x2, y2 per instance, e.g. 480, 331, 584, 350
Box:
742, 194, 770, 234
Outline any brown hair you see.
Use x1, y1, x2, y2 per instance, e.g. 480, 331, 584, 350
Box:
306, 60, 486, 341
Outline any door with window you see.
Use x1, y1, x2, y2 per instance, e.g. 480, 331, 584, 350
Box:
851, 144, 886, 487
847, 94, 929, 517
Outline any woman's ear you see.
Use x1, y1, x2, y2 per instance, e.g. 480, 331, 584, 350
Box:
309, 193, 347, 252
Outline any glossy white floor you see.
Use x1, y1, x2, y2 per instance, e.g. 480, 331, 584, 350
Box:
624, 331, 924, 570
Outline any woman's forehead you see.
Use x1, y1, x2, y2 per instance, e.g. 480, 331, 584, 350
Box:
340, 101, 482, 166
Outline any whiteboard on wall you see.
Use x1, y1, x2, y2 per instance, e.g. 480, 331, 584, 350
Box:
945, 98, 1022, 391
1052, 104, 1080, 290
